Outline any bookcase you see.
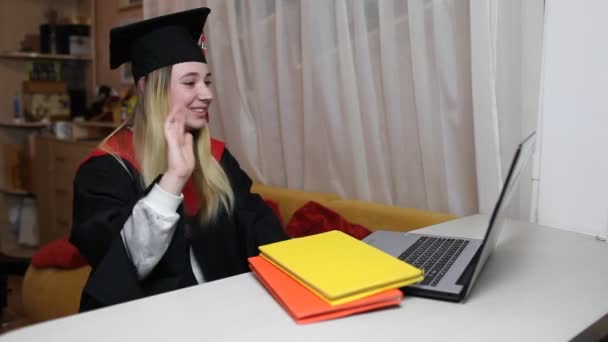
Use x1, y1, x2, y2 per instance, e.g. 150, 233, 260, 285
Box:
0, 0, 95, 256
0, 0, 96, 123
0, 0, 143, 326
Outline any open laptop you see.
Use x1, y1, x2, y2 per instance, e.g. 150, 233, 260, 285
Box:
363, 132, 537, 302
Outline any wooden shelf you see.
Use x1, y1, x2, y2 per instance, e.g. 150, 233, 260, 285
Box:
0, 188, 35, 197
0, 51, 91, 61
71, 120, 120, 140
0, 120, 49, 129
72, 121, 120, 128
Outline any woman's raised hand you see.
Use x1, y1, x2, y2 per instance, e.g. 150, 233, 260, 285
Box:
159, 107, 195, 195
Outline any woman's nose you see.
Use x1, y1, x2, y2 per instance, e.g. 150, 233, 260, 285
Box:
198, 84, 213, 101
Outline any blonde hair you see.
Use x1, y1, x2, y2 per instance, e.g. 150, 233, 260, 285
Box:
103, 66, 234, 223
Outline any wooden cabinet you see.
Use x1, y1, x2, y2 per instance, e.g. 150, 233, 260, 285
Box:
32, 136, 98, 245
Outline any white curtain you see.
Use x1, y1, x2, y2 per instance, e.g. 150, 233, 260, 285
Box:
144, 0, 543, 219
470, 0, 544, 220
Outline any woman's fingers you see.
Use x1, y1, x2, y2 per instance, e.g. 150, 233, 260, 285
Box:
165, 107, 188, 145
184, 131, 193, 148
173, 108, 183, 129
163, 108, 195, 184
183, 132, 195, 171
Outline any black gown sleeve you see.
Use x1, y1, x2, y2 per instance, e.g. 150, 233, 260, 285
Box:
70, 155, 176, 310
70, 155, 142, 268
220, 149, 289, 254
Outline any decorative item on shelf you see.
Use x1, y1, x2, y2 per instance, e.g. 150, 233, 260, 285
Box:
41, 8, 58, 54
26, 61, 62, 81
65, 16, 92, 57
101, 95, 122, 123
40, 8, 91, 56
85, 85, 111, 120
19, 34, 41, 53
21, 80, 70, 122
8, 197, 39, 247
86, 85, 135, 125
103, 86, 138, 124
119, 86, 137, 123
51, 121, 72, 140
121, 61, 133, 85
13, 91, 23, 123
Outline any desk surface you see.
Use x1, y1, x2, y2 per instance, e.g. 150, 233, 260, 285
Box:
3, 215, 608, 341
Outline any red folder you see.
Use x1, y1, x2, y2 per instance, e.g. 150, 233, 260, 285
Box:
248, 256, 404, 324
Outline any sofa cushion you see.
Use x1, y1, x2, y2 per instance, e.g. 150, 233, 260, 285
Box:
252, 183, 341, 224
323, 200, 457, 232
285, 201, 372, 240
22, 265, 91, 323
31, 237, 88, 269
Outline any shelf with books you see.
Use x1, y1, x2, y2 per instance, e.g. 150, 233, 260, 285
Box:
0, 120, 49, 129
72, 120, 120, 129
0, 188, 35, 198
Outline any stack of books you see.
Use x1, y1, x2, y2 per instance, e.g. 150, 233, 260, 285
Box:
249, 230, 424, 324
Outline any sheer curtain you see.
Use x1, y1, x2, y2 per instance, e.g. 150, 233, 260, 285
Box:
470, 0, 544, 220
144, 0, 543, 218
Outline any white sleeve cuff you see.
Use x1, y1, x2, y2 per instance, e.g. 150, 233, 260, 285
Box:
142, 183, 183, 216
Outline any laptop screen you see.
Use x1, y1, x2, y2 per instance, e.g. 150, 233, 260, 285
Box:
464, 132, 537, 298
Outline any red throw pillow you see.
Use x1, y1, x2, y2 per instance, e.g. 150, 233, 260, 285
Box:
285, 201, 372, 240
264, 199, 284, 228
31, 237, 88, 269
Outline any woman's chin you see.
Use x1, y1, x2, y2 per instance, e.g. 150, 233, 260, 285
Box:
185, 119, 207, 131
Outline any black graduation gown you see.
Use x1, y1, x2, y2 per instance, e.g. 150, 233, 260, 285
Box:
69, 148, 288, 311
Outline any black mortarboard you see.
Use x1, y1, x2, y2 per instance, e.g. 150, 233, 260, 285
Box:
110, 7, 210, 81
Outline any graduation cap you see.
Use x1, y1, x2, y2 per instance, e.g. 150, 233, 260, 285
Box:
110, 7, 210, 82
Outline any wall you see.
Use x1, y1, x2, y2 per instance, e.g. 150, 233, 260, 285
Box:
95, 0, 141, 91
536, 0, 608, 236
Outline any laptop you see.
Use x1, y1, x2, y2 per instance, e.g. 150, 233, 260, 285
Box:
363, 132, 537, 302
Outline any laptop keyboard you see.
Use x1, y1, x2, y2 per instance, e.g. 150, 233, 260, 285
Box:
398, 236, 469, 287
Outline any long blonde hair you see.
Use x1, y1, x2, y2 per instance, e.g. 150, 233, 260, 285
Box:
105, 66, 234, 223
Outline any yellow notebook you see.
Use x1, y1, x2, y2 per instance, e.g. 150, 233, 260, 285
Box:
259, 230, 424, 305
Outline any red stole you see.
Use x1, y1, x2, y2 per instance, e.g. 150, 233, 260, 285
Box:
81, 129, 225, 216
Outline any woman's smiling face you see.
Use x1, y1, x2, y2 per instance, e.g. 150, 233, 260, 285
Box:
168, 61, 213, 130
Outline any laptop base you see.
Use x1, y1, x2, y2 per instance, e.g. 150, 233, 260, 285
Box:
401, 248, 480, 303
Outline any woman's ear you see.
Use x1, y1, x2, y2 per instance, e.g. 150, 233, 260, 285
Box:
136, 77, 146, 92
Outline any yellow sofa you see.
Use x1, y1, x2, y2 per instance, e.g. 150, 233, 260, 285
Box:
22, 183, 456, 324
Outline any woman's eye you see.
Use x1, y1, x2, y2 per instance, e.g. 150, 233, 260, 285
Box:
183, 81, 195, 86
205, 80, 212, 86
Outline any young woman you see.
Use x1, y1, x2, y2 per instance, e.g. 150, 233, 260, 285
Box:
70, 7, 288, 311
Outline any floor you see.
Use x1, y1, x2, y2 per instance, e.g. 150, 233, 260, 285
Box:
0, 276, 32, 334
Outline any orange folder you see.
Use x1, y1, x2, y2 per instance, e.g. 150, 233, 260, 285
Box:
249, 256, 404, 324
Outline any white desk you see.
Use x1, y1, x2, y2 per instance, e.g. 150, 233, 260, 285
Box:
3, 215, 608, 341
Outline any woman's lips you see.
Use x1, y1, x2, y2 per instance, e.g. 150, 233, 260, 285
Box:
190, 108, 209, 120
